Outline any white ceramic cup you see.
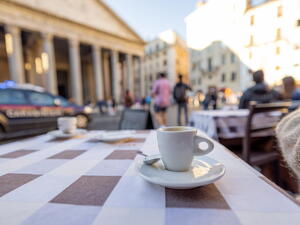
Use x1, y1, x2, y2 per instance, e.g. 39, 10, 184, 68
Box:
157, 126, 214, 172
57, 117, 77, 134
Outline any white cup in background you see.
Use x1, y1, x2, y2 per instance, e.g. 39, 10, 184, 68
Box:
157, 126, 214, 172
58, 117, 77, 134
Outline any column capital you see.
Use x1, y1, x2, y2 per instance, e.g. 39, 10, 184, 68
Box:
92, 44, 102, 52
5, 24, 20, 35
41, 33, 54, 41
69, 38, 80, 48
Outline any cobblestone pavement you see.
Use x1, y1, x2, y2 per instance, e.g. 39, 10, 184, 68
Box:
89, 105, 194, 130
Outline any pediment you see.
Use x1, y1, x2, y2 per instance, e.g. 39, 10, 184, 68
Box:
7, 0, 143, 43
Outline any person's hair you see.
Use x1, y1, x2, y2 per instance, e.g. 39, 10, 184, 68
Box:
159, 72, 166, 78
178, 74, 183, 81
252, 70, 264, 83
282, 76, 296, 99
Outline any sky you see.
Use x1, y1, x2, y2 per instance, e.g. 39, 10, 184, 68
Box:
103, 0, 199, 41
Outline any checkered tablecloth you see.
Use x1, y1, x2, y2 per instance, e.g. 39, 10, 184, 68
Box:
0, 130, 299, 225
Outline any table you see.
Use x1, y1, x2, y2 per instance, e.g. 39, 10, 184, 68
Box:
0, 130, 299, 225
189, 109, 279, 140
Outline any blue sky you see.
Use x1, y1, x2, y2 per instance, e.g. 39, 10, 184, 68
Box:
103, 0, 198, 41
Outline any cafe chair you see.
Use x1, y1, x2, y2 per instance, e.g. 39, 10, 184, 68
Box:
119, 109, 154, 130
242, 102, 291, 180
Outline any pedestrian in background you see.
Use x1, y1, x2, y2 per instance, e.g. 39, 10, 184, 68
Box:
282, 76, 300, 100
173, 74, 192, 125
239, 70, 280, 109
203, 86, 218, 110
151, 72, 172, 127
124, 89, 134, 108
282, 76, 300, 111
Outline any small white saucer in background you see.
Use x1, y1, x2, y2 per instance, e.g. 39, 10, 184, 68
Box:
95, 131, 133, 142
136, 156, 225, 189
47, 129, 87, 138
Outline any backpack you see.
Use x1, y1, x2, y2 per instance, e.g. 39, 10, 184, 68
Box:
174, 84, 187, 102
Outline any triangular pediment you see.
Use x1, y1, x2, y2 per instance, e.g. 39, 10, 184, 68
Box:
7, 0, 143, 43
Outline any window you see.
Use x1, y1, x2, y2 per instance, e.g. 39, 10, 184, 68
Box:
0, 90, 28, 105
198, 61, 202, 70
276, 28, 281, 40
231, 72, 237, 81
198, 77, 202, 85
208, 58, 212, 72
231, 53, 236, 63
249, 35, 254, 46
277, 6, 283, 17
221, 73, 226, 82
250, 15, 255, 25
28, 92, 55, 106
222, 54, 226, 65
192, 63, 197, 71
276, 46, 281, 55
156, 44, 159, 52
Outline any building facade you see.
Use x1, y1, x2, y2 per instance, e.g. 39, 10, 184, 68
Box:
245, 0, 300, 85
142, 30, 189, 96
185, 0, 300, 93
189, 41, 249, 93
0, 0, 145, 104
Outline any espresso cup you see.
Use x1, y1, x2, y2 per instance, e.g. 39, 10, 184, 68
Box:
157, 126, 214, 172
58, 117, 77, 134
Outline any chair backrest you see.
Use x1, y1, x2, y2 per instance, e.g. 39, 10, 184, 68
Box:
119, 109, 154, 130
242, 101, 291, 163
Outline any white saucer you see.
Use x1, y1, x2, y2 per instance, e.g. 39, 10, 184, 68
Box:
95, 132, 133, 142
48, 129, 87, 138
136, 156, 225, 189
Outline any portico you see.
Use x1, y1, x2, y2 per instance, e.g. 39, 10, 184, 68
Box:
0, 0, 144, 104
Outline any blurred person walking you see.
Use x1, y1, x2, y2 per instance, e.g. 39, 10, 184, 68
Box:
173, 74, 192, 125
151, 72, 172, 127
203, 86, 218, 110
124, 89, 134, 108
239, 70, 280, 109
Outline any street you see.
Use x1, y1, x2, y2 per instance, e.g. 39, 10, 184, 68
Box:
88, 105, 192, 130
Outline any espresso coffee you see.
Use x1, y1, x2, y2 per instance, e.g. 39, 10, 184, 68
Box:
157, 126, 214, 172
162, 127, 186, 132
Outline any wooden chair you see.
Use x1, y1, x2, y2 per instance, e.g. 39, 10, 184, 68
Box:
242, 102, 291, 166
241, 102, 292, 185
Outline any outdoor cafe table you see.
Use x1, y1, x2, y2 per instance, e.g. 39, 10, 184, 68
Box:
189, 109, 279, 140
0, 130, 299, 225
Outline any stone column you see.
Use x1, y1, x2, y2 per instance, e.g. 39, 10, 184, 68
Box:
126, 54, 133, 92
5, 25, 25, 84
139, 56, 146, 97
133, 56, 143, 97
92, 45, 104, 101
68, 39, 83, 105
42, 33, 57, 95
111, 50, 120, 102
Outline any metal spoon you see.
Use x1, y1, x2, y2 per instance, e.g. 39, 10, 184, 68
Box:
138, 152, 161, 165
